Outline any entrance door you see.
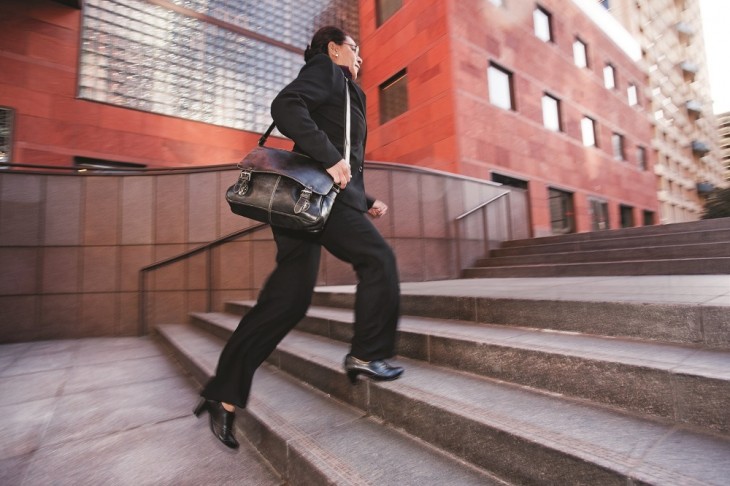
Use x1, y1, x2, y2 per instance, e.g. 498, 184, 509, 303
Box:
548, 188, 575, 234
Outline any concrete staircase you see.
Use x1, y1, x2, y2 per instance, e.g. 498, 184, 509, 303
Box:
155, 287, 730, 485
463, 217, 730, 278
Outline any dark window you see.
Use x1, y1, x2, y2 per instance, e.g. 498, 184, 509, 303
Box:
0, 107, 13, 165
73, 156, 147, 172
548, 188, 575, 234
377, 0, 402, 26
379, 69, 408, 124
492, 173, 529, 190
643, 210, 655, 226
600, 0, 610, 8
619, 204, 634, 228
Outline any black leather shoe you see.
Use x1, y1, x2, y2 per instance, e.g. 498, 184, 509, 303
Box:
194, 398, 239, 449
344, 354, 404, 384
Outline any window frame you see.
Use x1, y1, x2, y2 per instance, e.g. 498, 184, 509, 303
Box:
581, 116, 597, 147
612, 132, 626, 161
603, 63, 616, 89
379, 68, 409, 124
541, 93, 562, 132
573, 37, 589, 68
533, 6, 553, 43
488, 62, 515, 111
376, 0, 403, 26
627, 83, 638, 106
0, 106, 14, 166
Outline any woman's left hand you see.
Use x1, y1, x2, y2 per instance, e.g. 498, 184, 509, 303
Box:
368, 200, 388, 218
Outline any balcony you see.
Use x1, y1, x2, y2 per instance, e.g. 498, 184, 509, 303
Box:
675, 21, 695, 37
680, 61, 699, 82
691, 140, 710, 156
686, 100, 703, 117
696, 181, 715, 195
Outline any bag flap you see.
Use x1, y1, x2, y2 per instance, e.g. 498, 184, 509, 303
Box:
238, 146, 335, 194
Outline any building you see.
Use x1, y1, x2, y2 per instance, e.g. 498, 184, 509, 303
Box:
360, 0, 657, 235
719, 112, 730, 179
599, 0, 726, 222
1, 0, 658, 237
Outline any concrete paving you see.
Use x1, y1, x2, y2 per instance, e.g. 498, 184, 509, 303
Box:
1, 276, 728, 484
0, 337, 282, 486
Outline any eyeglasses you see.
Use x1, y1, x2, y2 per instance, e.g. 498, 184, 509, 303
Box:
342, 42, 359, 55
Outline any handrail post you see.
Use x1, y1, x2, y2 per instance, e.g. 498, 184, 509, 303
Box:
506, 194, 513, 241
206, 247, 213, 313
483, 206, 490, 257
138, 271, 146, 336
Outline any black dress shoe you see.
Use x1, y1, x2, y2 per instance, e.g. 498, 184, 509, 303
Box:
344, 354, 404, 384
194, 398, 239, 449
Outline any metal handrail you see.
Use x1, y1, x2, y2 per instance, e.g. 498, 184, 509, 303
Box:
137, 222, 268, 335
456, 191, 511, 221
454, 191, 513, 269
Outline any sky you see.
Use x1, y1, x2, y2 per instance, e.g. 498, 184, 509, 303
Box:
699, 0, 730, 114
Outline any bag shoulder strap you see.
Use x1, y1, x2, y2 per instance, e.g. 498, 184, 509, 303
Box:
260, 78, 352, 165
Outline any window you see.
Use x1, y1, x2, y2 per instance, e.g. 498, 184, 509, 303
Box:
488, 63, 514, 110
612, 133, 625, 160
643, 210, 655, 226
542, 94, 561, 132
627, 83, 638, 106
590, 199, 609, 231
604, 64, 616, 89
0, 107, 13, 166
573, 38, 588, 68
490, 0, 504, 5
379, 69, 408, 124
377, 0, 402, 26
600, 0, 610, 8
637, 146, 647, 170
533, 7, 552, 42
581, 116, 597, 146
549, 188, 575, 234
619, 204, 634, 228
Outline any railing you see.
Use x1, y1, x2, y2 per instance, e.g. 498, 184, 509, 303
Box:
454, 191, 512, 270
137, 222, 268, 335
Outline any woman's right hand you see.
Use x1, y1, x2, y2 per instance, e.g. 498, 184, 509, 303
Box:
326, 159, 352, 189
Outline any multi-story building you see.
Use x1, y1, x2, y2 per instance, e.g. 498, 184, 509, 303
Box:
1, 0, 658, 237
719, 112, 730, 179
361, 0, 657, 236
600, 0, 726, 222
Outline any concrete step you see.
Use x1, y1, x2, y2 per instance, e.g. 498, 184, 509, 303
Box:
462, 257, 730, 278
159, 323, 730, 485
500, 218, 730, 249
197, 304, 730, 435
493, 229, 730, 257
155, 323, 505, 486
478, 241, 730, 267
311, 289, 730, 349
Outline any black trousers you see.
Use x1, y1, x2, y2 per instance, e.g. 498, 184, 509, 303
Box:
201, 201, 400, 408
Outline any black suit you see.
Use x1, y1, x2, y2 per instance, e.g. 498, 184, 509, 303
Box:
202, 54, 400, 408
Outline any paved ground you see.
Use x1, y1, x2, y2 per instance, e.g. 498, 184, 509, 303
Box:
0, 337, 282, 486
1, 276, 728, 485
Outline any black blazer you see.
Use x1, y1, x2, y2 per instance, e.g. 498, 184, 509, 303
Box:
271, 54, 373, 212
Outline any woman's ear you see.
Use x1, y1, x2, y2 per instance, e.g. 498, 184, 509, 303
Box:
327, 40, 339, 58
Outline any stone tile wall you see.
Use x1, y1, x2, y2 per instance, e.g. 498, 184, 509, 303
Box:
0, 164, 528, 342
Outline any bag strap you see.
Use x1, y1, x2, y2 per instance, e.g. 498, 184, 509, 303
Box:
259, 79, 352, 168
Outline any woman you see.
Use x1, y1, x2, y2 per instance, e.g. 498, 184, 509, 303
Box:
194, 26, 403, 449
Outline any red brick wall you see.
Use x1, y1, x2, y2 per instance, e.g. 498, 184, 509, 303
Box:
0, 0, 275, 168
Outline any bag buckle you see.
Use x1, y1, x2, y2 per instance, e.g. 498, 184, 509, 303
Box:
294, 188, 312, 214
233, 170, 251, 196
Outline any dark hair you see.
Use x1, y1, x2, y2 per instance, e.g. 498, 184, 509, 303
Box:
304, 26, 348, 62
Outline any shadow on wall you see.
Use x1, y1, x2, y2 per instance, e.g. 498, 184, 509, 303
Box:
0, 163, 528, 342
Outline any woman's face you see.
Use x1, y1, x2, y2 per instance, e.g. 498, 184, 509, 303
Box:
330, 36, 362, 79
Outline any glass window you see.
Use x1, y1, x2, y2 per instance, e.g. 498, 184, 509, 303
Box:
637, 146, 647, 170
604, 64, 616, 89
379, 69, 408, 124
627, 83, 638, 106
549, 188, 575, 234
77, 0, 360, 134
573, 38, 588, 68
620, 204, 634, 228
533, 7, 552, 42
488, 63, 514, 110
590, 199, 609, 230
377, 0, 402, 25
542, 94, 561, 132
612, 133, 626, 160
581, 116, 597, 146
600, 0, 610, 8
0, 107, 13, 165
